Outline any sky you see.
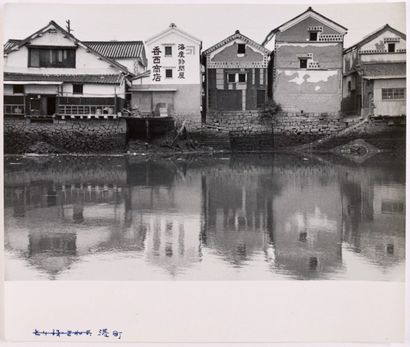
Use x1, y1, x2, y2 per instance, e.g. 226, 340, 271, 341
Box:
2, 1, 406, 50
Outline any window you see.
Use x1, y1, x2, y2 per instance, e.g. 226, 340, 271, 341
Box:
165, 46, 172, 57
29, 47, 75, 68
388, 43, 395, 53
309, 32, 318, 41
73, 84, 83, 95
382, 88, 405, 100
237, 44, 246, 54
13, 85, 24, 94
300, 58, 307, 69
165, 69, 173, 78
381, 200, 404, 214
256, 90, 266, 107
238, 73, 246, 83
228, 73, 236, 83
348, 81, 351, 91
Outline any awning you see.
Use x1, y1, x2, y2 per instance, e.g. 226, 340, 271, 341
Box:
363, 75, 405, 80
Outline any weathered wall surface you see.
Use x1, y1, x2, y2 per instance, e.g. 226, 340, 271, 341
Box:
273, 42, 343, 113
275, 43, 343, 69
373, 78, 406, 116
4, 118, 127, 154
131, 83, 201, 117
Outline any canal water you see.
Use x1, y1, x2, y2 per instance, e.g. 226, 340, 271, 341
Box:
4, 153, 405, 281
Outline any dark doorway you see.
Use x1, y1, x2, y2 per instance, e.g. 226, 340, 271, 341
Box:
28, 95, 41, 115
46, 96, 56, 115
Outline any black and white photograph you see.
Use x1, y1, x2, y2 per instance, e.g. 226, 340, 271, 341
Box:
1, 0, 407, 343
3, 2, 406, 282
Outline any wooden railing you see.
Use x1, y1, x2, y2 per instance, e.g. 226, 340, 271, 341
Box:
57, 104, 116, 115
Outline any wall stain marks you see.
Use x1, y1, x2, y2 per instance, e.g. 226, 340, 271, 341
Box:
283, 70, 338, 86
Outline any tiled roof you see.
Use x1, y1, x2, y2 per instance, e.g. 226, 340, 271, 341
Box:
203, 30, 270, 56
4, 72, 124, 84
83, 41, 144, 59
3, 39, 21, 51
362, 63, 406, 77
3, 21, 131, 75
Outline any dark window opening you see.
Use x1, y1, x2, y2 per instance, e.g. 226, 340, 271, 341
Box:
300, 58, 307, 69
228, 73, 236, 83
165, 46, 172, 56
257, 90, 266, 107
348, 81, 352, 91
13, 85, 25, 94
29, 47, 76, 68
388, 43, 395, 52
165, 69, 173, 78
73, 84, 83, 95
238, 73, 246, 83
309, 32, 318, 41
237, 44, 246, 54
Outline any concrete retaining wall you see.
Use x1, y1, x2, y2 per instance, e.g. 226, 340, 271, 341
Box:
4, 118, 127, 154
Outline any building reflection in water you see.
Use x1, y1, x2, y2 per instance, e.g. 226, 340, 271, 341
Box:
3, 154, 405, 280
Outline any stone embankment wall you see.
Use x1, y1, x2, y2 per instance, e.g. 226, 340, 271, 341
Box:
4, 118, 127, 154
199, 111, 348, 149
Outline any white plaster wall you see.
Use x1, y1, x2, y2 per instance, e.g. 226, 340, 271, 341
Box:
360, 53, 406, 63
4, 85, 14, 95
373, 78, 406, 116
116, 58, 145, 74
62, 83, 125, 97
24, 85, 60, 94
146, 31, 201, 85
4, 29, 123, 75
4, 83, 125, 97
361, 29, 406, 51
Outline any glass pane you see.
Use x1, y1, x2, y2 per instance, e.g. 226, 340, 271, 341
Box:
30, 49, 40, 67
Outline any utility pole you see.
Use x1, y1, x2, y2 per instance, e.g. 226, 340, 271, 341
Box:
66, 20, 73, 34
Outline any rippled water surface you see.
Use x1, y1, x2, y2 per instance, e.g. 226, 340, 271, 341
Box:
4, 153, 405, 280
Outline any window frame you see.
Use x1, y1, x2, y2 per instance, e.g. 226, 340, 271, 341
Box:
238, 73, 247, 83
73, 83, 84, 95
165, 69, 173, 79
237, 44, 246, 55
228, 73, 236, 83
309, 32, 318, 41
164, 46, 173, 57
12, 84, 25, 94
388, 43, 396, 53
28, 46, 76, 68
381, 88, 405, 100
299, 58, 308, 69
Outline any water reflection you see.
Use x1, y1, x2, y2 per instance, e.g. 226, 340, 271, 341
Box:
4, 153, 405, 280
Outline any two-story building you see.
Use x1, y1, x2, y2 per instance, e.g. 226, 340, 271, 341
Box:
130, 23, 202, 120
342, 24, 406, 118
263, 7, 347, 115
202, 30, 271, 115
3, 21, 142, 118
